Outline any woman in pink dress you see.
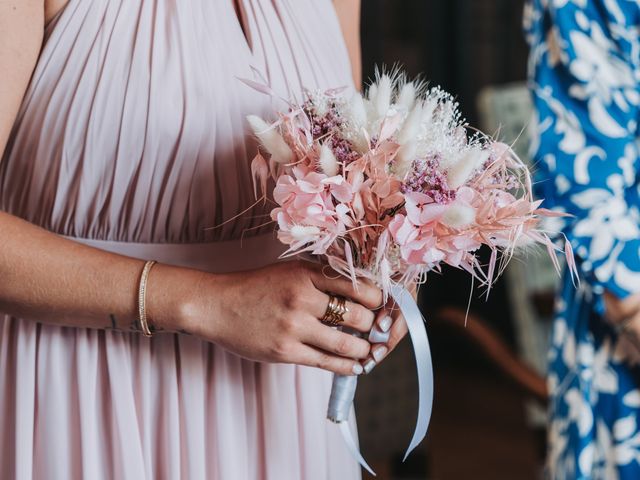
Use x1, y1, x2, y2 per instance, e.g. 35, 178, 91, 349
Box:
0, 0, 408, 478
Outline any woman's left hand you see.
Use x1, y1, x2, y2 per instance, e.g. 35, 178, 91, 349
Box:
359, 285, 415, 374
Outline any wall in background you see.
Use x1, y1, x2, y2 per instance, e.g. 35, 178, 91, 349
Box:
361, 0, 529, 125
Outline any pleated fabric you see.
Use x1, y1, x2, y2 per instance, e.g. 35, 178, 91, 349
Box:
0, 0, 360, 478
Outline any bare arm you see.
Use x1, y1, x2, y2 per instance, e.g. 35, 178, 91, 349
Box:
0, 211, 195, 330
333, 0, 362, 89
0, 204, 382, 376
0, 1, 186, 331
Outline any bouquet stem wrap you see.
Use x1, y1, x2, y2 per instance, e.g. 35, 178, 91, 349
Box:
327, 285, 434, 475
327, 373, 358, 423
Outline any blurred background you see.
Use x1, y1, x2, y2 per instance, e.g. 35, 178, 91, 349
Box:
353, 1, 560, 479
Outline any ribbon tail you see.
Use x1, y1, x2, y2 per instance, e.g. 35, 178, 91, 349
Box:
338, 421, 376, 476
390, 285, 434, 461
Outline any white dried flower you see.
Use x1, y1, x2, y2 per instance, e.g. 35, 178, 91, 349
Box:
348, 93, 367, 127
398, 103, 423, 145
319, 143, 339, 176
367, 83, 378, 102
339, 93, 370, 153
446, 149, 490, 189
374, 74, 393, 117
397, 82, 416, 110
247, 115, 295, 164
441, 204, 476, 229
395, 140, 417, 178
421, 99, 436, 125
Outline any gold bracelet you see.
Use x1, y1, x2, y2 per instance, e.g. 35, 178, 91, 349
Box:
137, 260, 157, 337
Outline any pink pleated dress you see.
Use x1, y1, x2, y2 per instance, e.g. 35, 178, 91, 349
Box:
0, 1, 361, 478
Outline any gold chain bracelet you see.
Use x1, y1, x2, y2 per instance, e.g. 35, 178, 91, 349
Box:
137, 260, 157, 337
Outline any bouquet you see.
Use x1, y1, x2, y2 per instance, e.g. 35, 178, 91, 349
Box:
245, 70, 576, 473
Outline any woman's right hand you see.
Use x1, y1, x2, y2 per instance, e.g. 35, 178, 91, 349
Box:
162, 260, 383, 376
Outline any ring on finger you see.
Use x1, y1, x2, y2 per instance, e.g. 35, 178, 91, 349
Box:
321, 295, 349, 327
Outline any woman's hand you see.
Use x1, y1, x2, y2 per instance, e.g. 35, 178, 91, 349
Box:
359, 285, 415, 374
605, 291, 640, 365
166, 260, 383, 376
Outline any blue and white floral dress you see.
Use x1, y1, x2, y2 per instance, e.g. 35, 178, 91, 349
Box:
526, 0, 640, 478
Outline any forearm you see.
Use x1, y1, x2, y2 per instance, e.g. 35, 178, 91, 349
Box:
0, 211, 199, 331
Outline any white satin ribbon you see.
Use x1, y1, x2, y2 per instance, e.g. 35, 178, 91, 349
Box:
338, 422, 376, 476
390, 285, 434, 460
335, 286, 434, 473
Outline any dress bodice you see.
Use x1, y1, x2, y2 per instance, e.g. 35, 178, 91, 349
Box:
0, 0, 353, 243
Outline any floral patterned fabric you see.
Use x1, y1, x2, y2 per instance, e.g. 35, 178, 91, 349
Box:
526, 0, 640, 478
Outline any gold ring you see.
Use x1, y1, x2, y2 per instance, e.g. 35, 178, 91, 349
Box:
321, 295, 349, 326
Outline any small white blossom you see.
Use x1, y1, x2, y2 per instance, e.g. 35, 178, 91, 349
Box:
247, 115, 294, 164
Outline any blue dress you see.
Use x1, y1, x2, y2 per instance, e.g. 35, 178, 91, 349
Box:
526, 0, 640, 478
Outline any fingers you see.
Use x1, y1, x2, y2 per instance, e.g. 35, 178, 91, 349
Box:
294, 344, 366, 376
301, 320, 371, 359
299, 288, 376, 332
362, 343, 390, 374
361, 304, 409, 374
368, 323, 390, 344
340, 300, 376, 332
320, 294, 377, 332
310, 266, 383, 310
386, 308, 408, 353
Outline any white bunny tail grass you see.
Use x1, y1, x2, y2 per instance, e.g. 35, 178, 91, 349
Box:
446, 149, 490, 189
395, 76, 428, 110
374, 74, 393, 118
395, 140, 417, 178
247, 115, 295, 164
341, 93, 370, 153
367, 83, 378, 102
348, 93, 368, 127
441, 204, 476, 229
396, 81, 416, 111
319, 143, 339, 176
397, 103, 423, 145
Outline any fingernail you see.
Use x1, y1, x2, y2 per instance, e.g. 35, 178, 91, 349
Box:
368, 326, 390, 344
363, 358, 377, 374
379, 316, 392, 332
373, 345, 388, 362
352, 363, 364, 375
